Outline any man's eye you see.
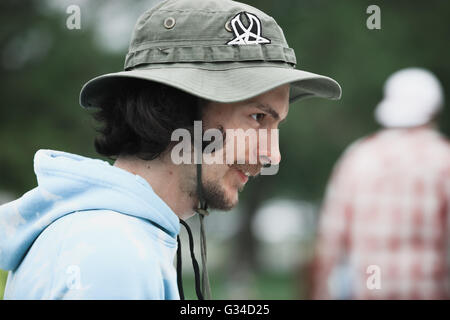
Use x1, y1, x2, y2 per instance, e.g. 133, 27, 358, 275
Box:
251, 113, 266, 122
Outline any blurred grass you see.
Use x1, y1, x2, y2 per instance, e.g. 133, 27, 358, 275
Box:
0, 269, 7, 299
182, 271, 297, 300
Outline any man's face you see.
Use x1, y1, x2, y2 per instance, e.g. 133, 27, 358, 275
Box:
196, 84, 290, 210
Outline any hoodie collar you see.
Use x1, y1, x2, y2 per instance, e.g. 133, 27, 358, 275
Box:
0, 149, 180, 270
34, 149, 180, 236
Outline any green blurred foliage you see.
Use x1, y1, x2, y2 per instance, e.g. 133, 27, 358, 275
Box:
242, 0, 450, 201
181, 271, 296, 300
0, 0, 120, 196
0, 270, 7, 298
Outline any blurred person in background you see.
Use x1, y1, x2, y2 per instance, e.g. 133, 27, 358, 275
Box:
310, 68, 450, 299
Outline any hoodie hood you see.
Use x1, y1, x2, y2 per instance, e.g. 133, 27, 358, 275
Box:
0, 149, 180, 271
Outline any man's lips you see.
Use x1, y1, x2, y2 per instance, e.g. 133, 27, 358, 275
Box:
233, 167, 249, 184
229, 163, 262, 179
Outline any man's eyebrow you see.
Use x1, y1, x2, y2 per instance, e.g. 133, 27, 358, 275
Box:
255, 103, 287, 123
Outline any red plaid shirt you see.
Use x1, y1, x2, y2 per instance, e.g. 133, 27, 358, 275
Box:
311, 126, 450, 299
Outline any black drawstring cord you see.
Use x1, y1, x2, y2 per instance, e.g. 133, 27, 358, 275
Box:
176, 110, 212, 300
176, 235, 184, 300
194, 104, 212, 300
198, 212, 211, 299
177, 219, 204, 300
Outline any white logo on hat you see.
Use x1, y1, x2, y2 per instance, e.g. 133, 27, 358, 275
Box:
226, 12, 271, 45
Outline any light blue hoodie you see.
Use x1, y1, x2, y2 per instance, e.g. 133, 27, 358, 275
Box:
0, 149, 181, 299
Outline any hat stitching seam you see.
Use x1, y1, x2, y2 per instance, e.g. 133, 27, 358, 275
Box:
128, 59, 293, 68
130, 37, 286, 48
155, 9, 263, 14
127, 44, 293, 55
129, 64, 295, 72
126, 57, 296, 67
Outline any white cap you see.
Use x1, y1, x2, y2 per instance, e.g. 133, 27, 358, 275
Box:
374, 68, 444, 128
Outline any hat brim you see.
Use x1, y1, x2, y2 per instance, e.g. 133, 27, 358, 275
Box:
79, 65, 341, 108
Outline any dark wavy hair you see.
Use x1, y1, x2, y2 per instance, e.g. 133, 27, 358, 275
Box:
92, 79, 203, 161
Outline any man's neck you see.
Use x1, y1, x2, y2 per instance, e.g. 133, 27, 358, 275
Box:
113, 154, 196, 221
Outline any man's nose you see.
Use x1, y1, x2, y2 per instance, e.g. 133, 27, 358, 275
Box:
258, 129, 281, 166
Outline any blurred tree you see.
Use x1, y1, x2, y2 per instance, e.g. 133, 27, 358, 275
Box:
0, 0, 123, 196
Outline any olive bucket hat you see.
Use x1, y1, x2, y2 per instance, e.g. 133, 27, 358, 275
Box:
79, 0, 341, 109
